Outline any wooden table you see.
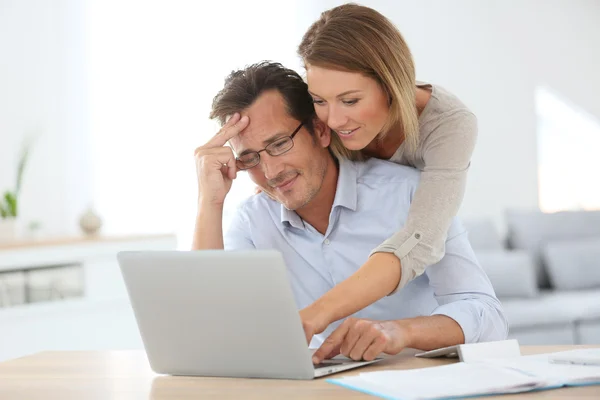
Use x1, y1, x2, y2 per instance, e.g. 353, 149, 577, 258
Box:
0, 346, 598, 399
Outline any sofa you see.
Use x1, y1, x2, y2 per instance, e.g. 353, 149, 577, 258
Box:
464, 210, 600, 345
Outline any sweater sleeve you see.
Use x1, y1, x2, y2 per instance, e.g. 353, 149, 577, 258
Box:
370, 110, 478, 294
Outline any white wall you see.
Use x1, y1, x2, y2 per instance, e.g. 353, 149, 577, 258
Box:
1, 0, 599, 238
304, 0, 600, 233
0, 0, 91, 237
84, 0, 309, 247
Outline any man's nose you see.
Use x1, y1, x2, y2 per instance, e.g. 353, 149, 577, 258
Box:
260, 153, 286, 181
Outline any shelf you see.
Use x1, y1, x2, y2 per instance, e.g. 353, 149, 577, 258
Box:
0, 234, 177, 361
0, 234, 178, 272
0, 233, 176, 250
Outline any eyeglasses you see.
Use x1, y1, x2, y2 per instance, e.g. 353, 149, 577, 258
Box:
235, 121, 304, 170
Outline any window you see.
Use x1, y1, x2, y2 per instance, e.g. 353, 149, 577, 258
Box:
85, 0, 303, 248
536, 86, 600, 213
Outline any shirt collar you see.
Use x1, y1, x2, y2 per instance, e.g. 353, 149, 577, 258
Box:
281, 206, 304, 229
331, 158, 358, 212
280, 158, 358, 228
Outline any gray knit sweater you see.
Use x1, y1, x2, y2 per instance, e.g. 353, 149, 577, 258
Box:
371, 82, 478, 293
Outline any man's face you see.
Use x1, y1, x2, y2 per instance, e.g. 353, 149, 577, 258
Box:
229, 90, 332, 210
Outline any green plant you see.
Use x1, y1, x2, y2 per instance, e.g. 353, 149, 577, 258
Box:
0, 140, 32, 219
28, 220, 42, 231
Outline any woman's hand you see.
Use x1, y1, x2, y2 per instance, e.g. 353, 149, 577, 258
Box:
299, 305, 332, 346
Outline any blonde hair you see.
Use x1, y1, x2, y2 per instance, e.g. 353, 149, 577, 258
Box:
298, 3, 418, 161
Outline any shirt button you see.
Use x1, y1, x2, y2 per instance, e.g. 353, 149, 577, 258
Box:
324, 239, 330, 245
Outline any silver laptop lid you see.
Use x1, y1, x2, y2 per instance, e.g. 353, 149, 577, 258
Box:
118, 250, 315, 379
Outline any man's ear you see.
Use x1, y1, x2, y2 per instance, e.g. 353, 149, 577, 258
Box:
312, 118, 331, 148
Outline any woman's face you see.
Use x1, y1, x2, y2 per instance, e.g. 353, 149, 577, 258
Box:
306, 64, 390, 151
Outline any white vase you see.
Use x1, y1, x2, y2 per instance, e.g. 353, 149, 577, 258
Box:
79, 208, 102, 236
0, 218, 18, 242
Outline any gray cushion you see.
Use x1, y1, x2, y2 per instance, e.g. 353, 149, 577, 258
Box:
508, 325, 576, 345
464, 219, 503, 250
577, 321, 600, 345
475, 250, 539, 298
502, 289, 600, 329
505, 209, 600, 288
543, 237, 600, 290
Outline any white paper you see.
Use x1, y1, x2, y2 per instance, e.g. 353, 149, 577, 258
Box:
485, 354, 600, 385
342, 363, 543, 399
329, 352, 600, 400
549, 348, 600, 366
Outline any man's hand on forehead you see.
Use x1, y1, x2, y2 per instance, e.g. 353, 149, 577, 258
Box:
193, 112, 250, 205
209, 112, 249, 147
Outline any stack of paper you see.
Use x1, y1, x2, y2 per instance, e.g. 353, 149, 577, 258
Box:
486, 354, 600, 387
328, 353, 600, 399
549, 348, 600, 366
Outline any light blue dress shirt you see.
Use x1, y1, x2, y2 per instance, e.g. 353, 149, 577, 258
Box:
224, 158, 508, 346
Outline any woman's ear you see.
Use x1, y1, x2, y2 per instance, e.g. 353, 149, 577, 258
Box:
312, 118, 331, 148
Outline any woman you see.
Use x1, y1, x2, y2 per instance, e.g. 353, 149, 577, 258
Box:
298, 4, 478, 362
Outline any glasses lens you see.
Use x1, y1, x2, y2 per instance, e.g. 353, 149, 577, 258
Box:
237, 153, 259, 169
267, 137, 293, 156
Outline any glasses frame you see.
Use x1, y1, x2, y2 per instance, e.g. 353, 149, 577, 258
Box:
235, 121, 305, 170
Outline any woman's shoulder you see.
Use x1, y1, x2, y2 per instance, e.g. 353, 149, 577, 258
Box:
416, 81, 477, 144
399, 82, 479, 165
417, 81, 476, 123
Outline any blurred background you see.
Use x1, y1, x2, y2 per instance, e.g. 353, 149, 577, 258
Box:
1, 0, 599, 361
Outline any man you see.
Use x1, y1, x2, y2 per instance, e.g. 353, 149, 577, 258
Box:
193, 62, 507, 363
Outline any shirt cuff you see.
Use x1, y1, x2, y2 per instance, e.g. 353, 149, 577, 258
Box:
431, 303, 482, 344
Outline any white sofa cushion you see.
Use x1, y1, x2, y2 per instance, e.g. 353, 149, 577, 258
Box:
543, 237, 600, 290
508, 325, 576, 345
505, 209, 600, 288
475, 250, 539, 298
577, 321, 600, 345
464, 219, 503, 250
502, 289, 600, 329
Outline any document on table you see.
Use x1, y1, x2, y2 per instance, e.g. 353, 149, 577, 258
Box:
548, 348, 600, 366
328, 353, 600, 400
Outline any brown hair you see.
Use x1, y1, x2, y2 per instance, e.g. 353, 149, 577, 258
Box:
210, 61, 349, 157
298, 3, 418, 160
210, 61, 316, 133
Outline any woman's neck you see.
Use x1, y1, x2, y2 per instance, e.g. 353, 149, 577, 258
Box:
362, 86, 431, 160
362, 122, 405, 160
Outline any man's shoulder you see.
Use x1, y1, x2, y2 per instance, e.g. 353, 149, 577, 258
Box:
233, 191, 279, 217
354, 158, 420, 186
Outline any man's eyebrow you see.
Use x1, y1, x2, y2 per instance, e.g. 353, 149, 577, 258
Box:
308, 89, 363, 98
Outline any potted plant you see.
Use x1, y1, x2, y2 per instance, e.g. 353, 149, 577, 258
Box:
0, 141, 32, 241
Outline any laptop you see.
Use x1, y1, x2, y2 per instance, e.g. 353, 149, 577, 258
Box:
117, 250, 381, 379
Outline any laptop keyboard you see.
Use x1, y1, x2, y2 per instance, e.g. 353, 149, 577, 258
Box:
313, 360, 346, 369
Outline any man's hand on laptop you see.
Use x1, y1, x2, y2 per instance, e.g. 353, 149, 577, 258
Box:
194, 112, 249, 205
311, 318, 409, 364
